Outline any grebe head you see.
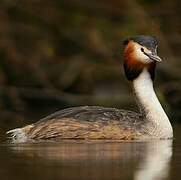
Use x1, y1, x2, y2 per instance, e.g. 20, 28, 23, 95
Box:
123, 35, 162, 81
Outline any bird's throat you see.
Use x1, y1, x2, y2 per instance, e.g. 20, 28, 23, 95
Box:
132, 68, 173, 138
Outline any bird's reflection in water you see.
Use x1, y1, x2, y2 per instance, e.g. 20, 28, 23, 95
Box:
134, 140, 172, 180
8, 140, 172, 180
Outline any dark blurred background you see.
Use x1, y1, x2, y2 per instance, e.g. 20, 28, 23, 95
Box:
0, 0, 180, 131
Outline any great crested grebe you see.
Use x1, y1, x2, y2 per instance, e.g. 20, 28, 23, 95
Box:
7, 35, 173, 142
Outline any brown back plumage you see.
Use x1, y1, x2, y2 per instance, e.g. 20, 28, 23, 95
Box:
23, 106, 143, 141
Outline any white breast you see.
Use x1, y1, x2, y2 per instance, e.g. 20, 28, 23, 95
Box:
133, 69, 173, 138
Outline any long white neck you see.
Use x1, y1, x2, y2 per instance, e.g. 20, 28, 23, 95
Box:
132, 68, 173, 138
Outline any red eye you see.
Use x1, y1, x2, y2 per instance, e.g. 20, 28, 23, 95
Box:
141, 48, 144, 52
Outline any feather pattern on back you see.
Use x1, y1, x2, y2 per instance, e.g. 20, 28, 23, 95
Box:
7, 106, 144, 142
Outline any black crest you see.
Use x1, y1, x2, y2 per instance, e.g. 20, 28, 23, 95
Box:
123, 35, 158, 51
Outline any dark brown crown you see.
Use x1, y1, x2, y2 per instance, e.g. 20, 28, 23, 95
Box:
123, 35, 158, 51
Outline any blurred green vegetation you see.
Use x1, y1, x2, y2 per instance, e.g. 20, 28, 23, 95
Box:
0, 0, 180, 127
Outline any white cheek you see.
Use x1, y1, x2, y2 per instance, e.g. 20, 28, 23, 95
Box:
134, 49, 151, 63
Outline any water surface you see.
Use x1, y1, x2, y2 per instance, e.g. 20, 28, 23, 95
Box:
0, 124, 181, 180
